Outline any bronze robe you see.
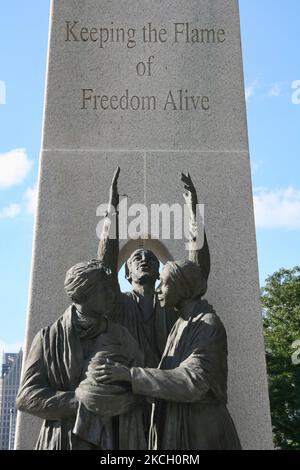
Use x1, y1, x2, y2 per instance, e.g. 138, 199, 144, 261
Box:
17, 306, 146, 450
114, 291, 177, 368
130, 300, 241, 450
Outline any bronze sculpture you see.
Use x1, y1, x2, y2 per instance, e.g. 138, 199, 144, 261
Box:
17, 168, 241, 450
96, 258, 241, 449
17, 259, 146, 449
92, 169, 241, 450
97, 168, 211, 368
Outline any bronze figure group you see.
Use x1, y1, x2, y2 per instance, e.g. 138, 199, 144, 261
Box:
17, 169, 241, 450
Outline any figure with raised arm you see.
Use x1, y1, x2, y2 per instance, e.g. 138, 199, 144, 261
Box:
93, 175, 241, 450
97, 168, 211, 368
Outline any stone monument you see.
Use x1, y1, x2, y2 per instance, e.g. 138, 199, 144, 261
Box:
16, 0, 273, 449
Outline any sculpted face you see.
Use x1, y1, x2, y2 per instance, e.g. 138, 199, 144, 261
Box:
156, 265, 181, 308
82, 274, 116, 317
127, 249, 159, 285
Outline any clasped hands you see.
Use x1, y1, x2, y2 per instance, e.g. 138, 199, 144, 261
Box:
86, 358, 132, 385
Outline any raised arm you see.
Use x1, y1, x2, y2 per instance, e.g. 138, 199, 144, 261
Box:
181, 172, 210, 281
97, 167, 120, 287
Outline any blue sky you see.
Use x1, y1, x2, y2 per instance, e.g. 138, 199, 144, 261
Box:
0, 0, 299, 354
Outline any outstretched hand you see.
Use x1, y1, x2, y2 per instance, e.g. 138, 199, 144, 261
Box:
108, 166, 120, 212
181, 172, 198, 214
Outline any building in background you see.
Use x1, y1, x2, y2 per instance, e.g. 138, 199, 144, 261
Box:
0, 351, 23, 450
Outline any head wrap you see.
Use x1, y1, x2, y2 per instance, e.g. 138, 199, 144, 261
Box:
165, 259, 207, 302
64, 259, 111, 304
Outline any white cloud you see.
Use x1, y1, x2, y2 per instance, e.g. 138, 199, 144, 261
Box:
23, 185, 37, 215
0, 340, 23, 355
0, 148, 33, 189
0, 184, 38, 221
0, 203, 21, 220
245, 79, 258, 101
268, 82, 281, 97
254, 187, 300, 229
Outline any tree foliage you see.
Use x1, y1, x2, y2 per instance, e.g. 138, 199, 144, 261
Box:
262, 266, 300, 449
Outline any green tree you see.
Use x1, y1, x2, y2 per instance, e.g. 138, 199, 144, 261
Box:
262, 266, 300, 449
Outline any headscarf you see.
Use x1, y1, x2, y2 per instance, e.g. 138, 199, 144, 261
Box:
165, 259, 207, 301
64, 259, 111, 303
